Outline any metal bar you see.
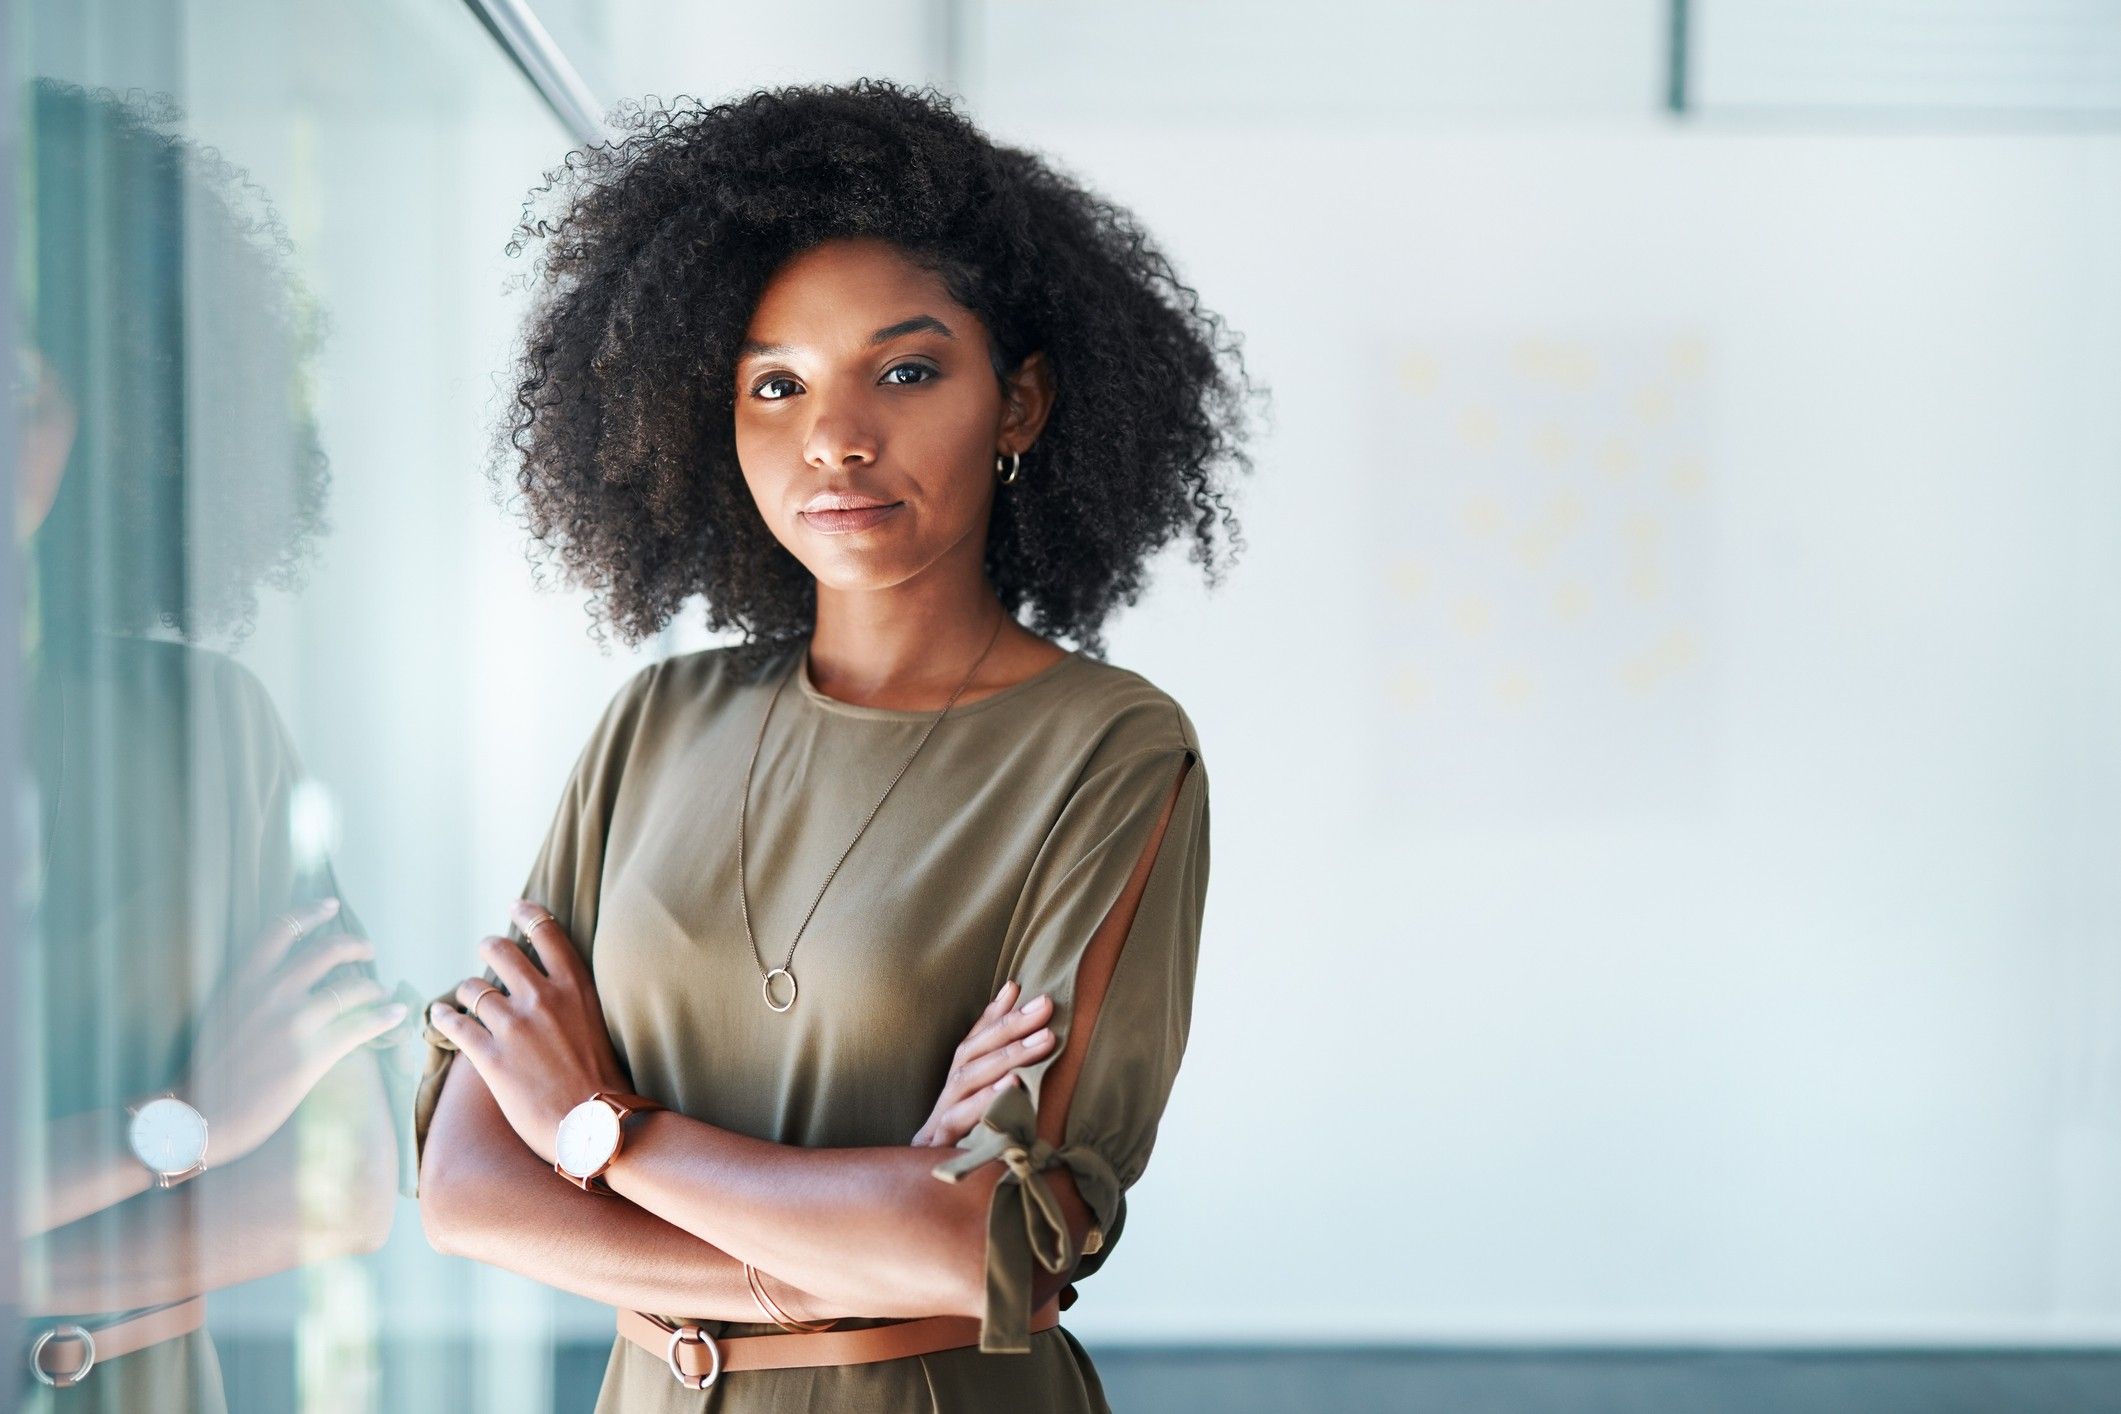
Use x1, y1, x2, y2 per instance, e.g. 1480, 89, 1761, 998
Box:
460, 0, 610, 146
1667, 0, 1690, 115
930, 0, 967, 96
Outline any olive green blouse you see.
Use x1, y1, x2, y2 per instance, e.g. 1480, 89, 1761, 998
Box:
412, 639, 1211, 1413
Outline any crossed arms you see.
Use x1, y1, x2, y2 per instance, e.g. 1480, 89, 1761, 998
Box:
417, 755, 1188, 1324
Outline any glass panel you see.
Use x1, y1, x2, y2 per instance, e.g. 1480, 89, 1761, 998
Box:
12, 2, 590, 1409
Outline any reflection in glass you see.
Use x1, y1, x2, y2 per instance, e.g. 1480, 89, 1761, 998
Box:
16, 79, 415, 1409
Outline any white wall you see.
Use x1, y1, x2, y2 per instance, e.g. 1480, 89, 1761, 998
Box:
48, 0, 2120, 1358
1020, 123, 2121, 1345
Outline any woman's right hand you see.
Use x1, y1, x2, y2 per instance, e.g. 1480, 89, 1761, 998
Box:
182, 897, 407, 1166
911, 980, 1056, 1148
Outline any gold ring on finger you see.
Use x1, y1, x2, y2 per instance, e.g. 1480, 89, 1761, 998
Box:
281, 911, 308, 943
469, 984, 504, 1025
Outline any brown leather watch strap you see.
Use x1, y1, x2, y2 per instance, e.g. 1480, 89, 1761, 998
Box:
617, 1296, 1061, 1386
27, 1296, 207, 1388
596, 1090, 663, 1116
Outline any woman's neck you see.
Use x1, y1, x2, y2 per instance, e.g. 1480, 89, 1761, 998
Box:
806, 584, 1063, 712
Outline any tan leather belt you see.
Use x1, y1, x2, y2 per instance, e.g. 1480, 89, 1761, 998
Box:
618, 1295, 1061, 1389
26, 1296, 207, 1388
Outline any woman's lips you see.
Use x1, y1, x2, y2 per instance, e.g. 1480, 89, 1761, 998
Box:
801, 502, 903, 534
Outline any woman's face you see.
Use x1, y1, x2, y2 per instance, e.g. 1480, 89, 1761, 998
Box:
732, 236, 1048, 596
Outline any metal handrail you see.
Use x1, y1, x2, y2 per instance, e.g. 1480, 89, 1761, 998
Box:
460, 0, 610, 145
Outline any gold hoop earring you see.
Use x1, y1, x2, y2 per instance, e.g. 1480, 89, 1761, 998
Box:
995, 451, 1021, 485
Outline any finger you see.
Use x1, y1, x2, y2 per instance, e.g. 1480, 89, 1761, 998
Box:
509, 900, 587, 990
426, 1002, 493, 1062
476, 934, 543, 995
959, 982, 1021, 1046
454, 977, 511, 1030
269, 935, 377, 1002
243, 897, 344, 980
977, 980, 1019, 1028
934, 1071, 1023, 1143
291, 976, 388, 1034
312, 999, 411, 1062
950, 1025, 1056, 1098
959, 991, 1052, 1063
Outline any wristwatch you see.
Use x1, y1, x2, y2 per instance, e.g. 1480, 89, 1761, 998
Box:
124, 1092, 209, 1188
554, 1090, 664, 1193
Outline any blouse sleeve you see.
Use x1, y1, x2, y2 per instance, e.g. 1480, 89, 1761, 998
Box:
406, 662, 657, 1197
928, 738, 1211, 1353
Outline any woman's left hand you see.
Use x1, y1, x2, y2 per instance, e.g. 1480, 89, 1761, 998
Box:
427, 899, 632, 1168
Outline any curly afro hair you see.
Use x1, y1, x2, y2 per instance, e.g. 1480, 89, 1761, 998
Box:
493, 78, 1265, 680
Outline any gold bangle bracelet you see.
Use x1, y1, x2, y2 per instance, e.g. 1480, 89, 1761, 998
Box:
743, 1263, 840, 1333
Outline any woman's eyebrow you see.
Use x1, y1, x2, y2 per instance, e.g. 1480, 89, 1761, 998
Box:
739, 314, 955, 362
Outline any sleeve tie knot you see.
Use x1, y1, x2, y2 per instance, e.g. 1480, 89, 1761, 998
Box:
928, 1081, 1121, 1353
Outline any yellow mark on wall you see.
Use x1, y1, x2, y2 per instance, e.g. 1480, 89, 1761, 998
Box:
1513, 525, 1558, 570
1554, 580, 1591, 622
1533, 420, 1572, 465
1454, 595, 1494, 637
1387, 665, 1432, 710
1511, 338, 1599, 390
1461, 493, 1504, 537
1387, 557, 1430, 600
1398, 350, 1441, 395
1620, 627, 1699, 693
1597, 436, 1636, 482
1496, 667, 1537, 706
1669, 335, 1708, 380
1459, 405, 1499, 450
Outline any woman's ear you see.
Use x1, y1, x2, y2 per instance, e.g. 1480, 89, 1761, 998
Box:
998, 350, 1055, 456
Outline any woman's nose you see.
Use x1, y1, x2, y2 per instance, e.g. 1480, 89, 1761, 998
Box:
799, 395, 882, 470
804, 426, 879, 472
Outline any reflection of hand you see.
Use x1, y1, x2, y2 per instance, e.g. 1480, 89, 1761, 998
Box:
185, 896, 408, 1167
427, 900, 632, 1168
911, 980, 1054, 1148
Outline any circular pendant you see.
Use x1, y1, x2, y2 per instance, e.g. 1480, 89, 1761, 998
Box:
763, 967, 797, 1013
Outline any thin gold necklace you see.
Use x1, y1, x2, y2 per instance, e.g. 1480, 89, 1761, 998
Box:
737, 608, 1008, 1013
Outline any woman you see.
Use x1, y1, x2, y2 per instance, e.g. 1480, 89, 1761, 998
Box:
415, 79, 1261, 1411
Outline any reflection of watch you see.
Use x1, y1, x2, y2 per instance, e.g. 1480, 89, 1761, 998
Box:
124, 1092, 209, 1188
554, 1091, 663, 1194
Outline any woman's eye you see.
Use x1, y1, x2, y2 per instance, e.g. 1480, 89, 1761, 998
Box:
752, 364, 930, 400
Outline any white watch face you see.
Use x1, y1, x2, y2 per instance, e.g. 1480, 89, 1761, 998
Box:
129, 1096, 208, 1175
555, 1098, 621, 1179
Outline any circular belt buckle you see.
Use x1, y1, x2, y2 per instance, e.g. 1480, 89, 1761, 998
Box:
30, 1322, 96, 1387
665, 1323, 722, 1389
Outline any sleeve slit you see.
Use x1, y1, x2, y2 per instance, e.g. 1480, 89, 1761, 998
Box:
924, 740, 1208, 1353
1035, 747, 1198, 1149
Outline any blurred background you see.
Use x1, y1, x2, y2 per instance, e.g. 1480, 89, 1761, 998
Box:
5, 1, 2118, 1410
